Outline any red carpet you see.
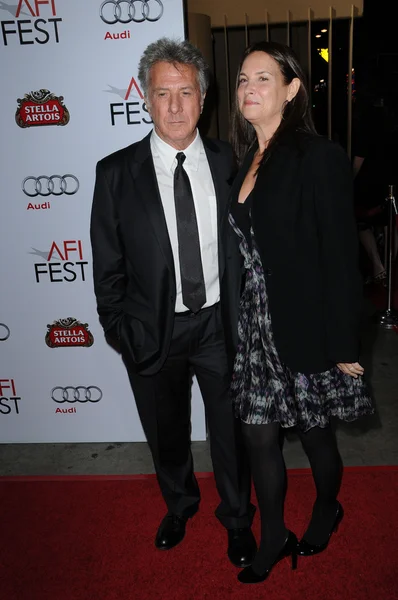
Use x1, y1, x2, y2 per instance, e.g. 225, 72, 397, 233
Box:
1, 468, 397, 600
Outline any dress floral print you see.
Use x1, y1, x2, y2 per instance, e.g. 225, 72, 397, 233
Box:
228, 207, 374, 431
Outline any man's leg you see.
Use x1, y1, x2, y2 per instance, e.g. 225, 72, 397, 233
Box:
189, 304, 256, 566
128, 365, 200, 520
125, 317, 202, 550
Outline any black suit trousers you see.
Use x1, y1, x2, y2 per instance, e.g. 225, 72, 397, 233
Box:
127, 303, 254, 529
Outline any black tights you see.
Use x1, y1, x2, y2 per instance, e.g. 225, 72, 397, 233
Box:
242, 422, 342, 574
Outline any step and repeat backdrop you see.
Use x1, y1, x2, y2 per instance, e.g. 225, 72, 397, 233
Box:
0, 0, 207, 443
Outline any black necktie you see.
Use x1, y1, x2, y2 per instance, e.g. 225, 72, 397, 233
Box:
173, 152, 206, 313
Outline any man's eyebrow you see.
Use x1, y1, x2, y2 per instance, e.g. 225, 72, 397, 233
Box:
152, 85, 196, 91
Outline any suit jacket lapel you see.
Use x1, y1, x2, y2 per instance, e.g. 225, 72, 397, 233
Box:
127, 132, 175, 279
203, 139, 227, 227
202, 138, 232, 278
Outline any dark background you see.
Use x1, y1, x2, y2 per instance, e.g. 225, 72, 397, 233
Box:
209, 0, 398, 148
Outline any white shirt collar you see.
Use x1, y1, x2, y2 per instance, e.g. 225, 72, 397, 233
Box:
150, 128, 202, 173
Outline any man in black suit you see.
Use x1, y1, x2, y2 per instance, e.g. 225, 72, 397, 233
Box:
90, 38, 255, 566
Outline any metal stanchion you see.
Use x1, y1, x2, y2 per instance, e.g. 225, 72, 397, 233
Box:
374, 184, 398, 329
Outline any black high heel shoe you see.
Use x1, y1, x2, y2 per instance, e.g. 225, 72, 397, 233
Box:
237, 530, 298, 584
296, 502, 344, 556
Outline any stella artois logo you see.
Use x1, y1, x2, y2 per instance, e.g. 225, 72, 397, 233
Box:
16, 89, 70, 128
45, 317, 94, 348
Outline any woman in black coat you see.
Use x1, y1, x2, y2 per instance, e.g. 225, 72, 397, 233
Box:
224, 41, 373, 584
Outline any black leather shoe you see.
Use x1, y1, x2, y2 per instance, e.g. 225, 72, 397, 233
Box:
155, 514, 187, 550
296, 502, 344, 556
227, 527, 257, 568
238, 530, 298, 584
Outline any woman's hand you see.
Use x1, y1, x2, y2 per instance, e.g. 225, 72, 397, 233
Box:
337, 362, 364, 378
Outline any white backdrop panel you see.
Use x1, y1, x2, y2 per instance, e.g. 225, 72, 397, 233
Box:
0, 0, 207, 442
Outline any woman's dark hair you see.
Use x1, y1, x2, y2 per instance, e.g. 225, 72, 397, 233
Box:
230, 41, 317, 165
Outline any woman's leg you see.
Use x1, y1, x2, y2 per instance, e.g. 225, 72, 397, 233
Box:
242, 421, 288, 573
298, 425, 343, 544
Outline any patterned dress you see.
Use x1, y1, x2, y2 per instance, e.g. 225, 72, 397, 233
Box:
229, 194, 374, 431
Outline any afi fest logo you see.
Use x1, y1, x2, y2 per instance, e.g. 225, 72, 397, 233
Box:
1, 0, 62, 46
45, 317, 94, 348
105, 76, 152, 126
29, 240, 88, 283
0, 379, 21, 415
23, 174, 79, 211
16, 89, 70, 128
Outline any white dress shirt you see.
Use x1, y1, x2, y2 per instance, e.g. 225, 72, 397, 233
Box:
150, 129, 220, 312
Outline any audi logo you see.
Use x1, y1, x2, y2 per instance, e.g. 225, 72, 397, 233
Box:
0, 323, 10, 341
51, 386, 103, 403
100, 0, 163, 24
22, 175, 80, 197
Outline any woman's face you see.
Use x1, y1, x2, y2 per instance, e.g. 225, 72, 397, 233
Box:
237, 51, 299, 129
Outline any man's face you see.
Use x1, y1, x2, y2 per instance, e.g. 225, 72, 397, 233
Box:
146, 61, 204, 150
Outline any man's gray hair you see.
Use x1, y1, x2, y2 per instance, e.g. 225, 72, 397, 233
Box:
138, 37, 210, 98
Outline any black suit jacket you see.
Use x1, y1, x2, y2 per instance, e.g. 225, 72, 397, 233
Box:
90, 132, 236, 376
222, 131, 363, 375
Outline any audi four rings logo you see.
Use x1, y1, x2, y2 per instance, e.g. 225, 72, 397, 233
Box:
22, 175, 80, 197
51, 386, 103, 403
0, 324, 10, 341
100, 0, 164, 24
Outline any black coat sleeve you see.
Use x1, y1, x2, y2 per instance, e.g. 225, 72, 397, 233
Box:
90, 160, 126, 343
309, 139, 362, 363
